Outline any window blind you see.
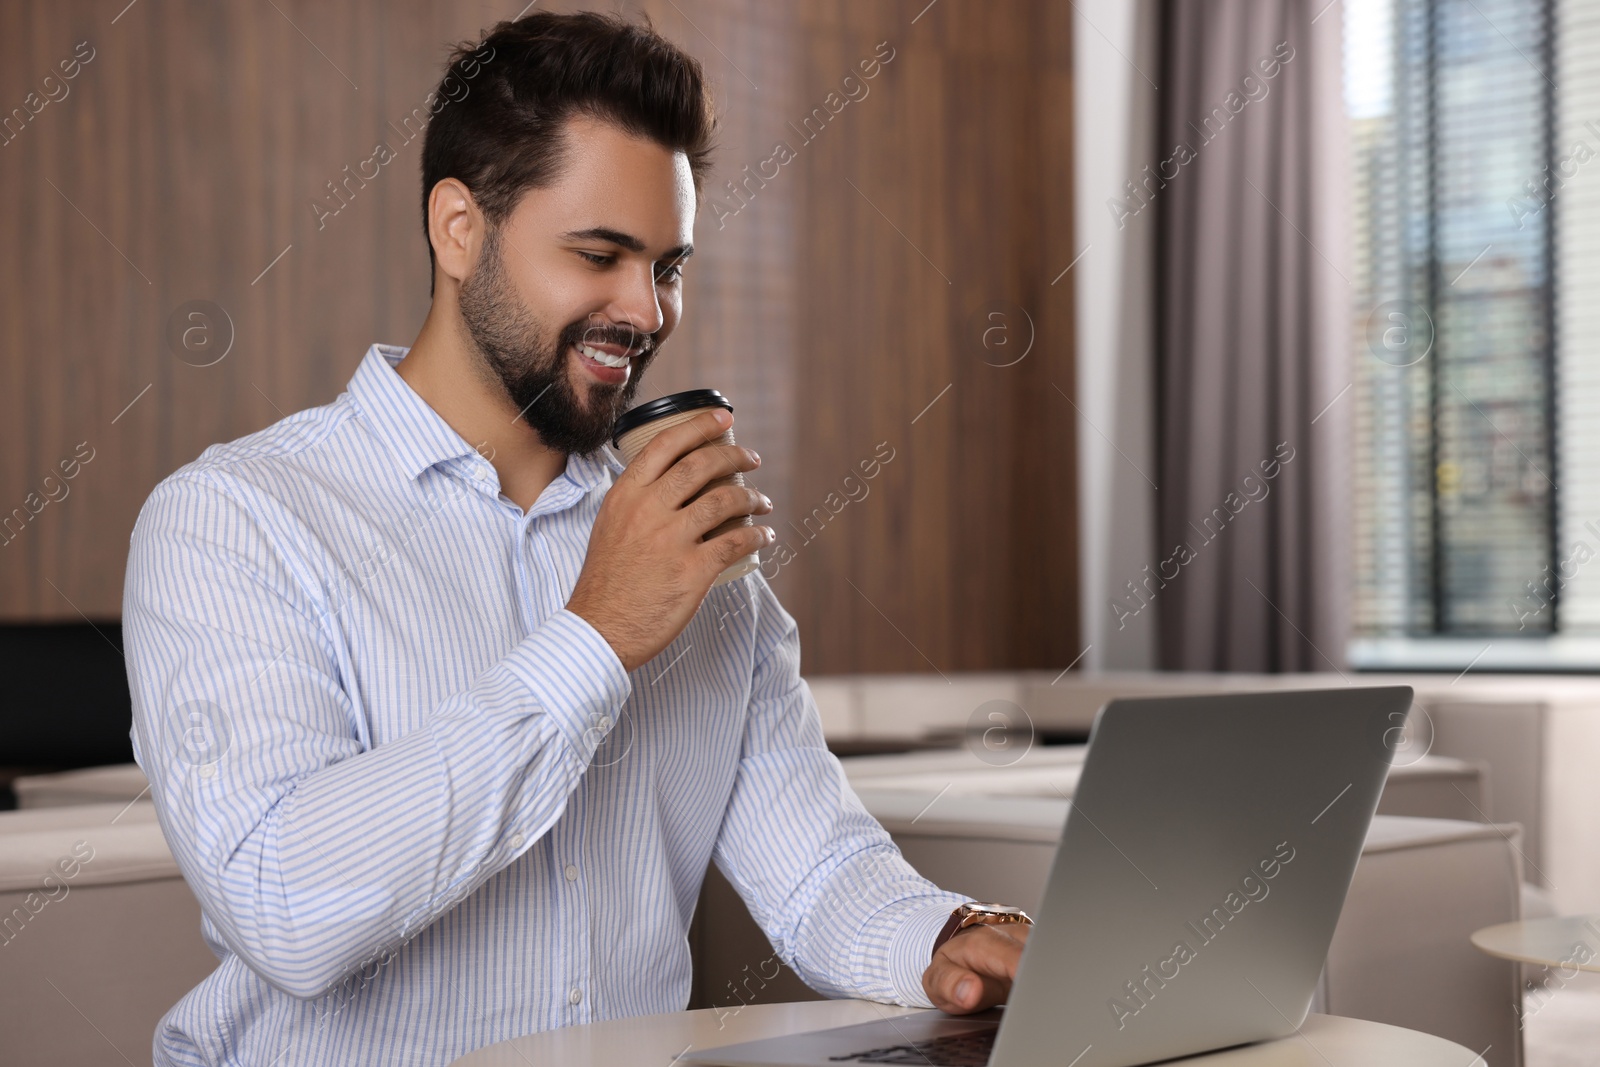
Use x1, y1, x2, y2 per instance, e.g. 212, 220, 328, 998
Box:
1350, 0, 1556, 642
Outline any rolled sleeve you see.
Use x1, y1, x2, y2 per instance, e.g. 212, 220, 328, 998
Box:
885, 899, 961, 1006
500, 608, 632, 761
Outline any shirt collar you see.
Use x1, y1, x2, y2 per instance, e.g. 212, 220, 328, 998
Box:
347, 343, 627, 488
348, 344, 481, 481
567, 444, 627, 490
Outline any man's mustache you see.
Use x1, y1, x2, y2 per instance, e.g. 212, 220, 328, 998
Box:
569, 322, 655, 354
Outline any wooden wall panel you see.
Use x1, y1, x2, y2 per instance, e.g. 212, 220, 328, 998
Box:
0, 0, 1076, 676
777, 0, 1080, 673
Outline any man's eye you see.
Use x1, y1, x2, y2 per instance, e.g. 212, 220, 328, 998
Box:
657, 264, 685, 283
577, 251, 613, 266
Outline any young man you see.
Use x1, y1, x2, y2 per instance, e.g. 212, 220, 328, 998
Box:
124, 12, 1028, 1065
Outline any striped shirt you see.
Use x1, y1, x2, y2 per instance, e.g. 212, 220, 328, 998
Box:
122, 343, 965, 1066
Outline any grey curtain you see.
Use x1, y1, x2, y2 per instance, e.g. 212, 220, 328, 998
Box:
1154, 0, 1350, 671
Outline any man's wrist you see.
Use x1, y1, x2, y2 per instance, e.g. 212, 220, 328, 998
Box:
563, 594, 636, 673
931, 902, 1034, 961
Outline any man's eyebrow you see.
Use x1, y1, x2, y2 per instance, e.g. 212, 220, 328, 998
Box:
559, 227, 694, 263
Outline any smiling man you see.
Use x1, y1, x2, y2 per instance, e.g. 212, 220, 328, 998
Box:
123, 11, 1028, 1066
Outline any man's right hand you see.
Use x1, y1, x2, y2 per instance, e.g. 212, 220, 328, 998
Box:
566, 407, 774, 673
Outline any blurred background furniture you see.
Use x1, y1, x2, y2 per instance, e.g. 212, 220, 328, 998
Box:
12, 762, 150, 810
810, 670, 1600, 916
1473, 915, 1600, 974
0, 800, 216, 1067
0, 622, 134, 809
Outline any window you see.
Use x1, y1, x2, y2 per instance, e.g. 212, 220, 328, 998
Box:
1345, 0, 1600, 668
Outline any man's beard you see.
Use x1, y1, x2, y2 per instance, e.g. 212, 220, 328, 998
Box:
458, 230, 654, 456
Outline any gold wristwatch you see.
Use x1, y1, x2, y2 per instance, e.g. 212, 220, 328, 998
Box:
931, 901, 1033, 960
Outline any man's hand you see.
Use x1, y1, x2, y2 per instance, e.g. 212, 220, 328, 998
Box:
567, 408, 774, 673
922, 924, 1032, 1014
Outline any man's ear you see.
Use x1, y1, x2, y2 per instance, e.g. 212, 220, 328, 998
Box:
427, 178, 485, 290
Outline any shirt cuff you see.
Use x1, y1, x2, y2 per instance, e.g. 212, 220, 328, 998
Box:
887, 897, 966, 1007
500, 608, 632, 763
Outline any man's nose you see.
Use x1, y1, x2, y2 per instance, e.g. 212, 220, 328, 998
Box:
604, 266, 665, 342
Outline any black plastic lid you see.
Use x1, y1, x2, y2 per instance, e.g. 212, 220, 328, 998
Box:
611, 389, 733, 447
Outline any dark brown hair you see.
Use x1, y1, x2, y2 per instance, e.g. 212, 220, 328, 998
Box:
420, 10, 718, 291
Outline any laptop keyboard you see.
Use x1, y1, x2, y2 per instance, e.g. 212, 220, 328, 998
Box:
826, 1028, 996, 1065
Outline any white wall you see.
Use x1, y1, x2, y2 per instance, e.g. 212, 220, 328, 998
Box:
1072, 1, 1160, 670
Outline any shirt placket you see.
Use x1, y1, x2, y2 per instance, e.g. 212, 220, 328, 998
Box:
520, 502, 594, 1023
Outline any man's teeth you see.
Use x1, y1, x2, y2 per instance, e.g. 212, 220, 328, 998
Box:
579, 344, 630, 369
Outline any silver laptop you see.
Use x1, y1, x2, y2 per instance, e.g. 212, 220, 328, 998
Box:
685, 685, 1414, 1067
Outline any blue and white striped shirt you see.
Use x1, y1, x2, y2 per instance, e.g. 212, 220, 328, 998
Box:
122, 343, 964, 1067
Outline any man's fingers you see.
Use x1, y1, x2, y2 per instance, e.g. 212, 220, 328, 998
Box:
622, 408, 733, 485
925, 958, 1007, 1012
922, 925, 1032, 1014
662, 444, 760, 511
942, 923, 1029, 974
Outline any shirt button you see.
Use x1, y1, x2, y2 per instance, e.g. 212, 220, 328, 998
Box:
564, 864, 579, 882
597, 716, 612, 732
569, 988, 583, 1005
510, 832, 525, 849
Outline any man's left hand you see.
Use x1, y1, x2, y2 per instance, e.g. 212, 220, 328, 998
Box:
921, 923, 1032, 1014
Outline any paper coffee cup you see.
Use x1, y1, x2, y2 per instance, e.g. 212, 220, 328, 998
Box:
611, 389, 761, 587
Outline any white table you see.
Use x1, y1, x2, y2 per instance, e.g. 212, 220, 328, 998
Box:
447, 999, 1482, 1066
1472, 913, 1600, 973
